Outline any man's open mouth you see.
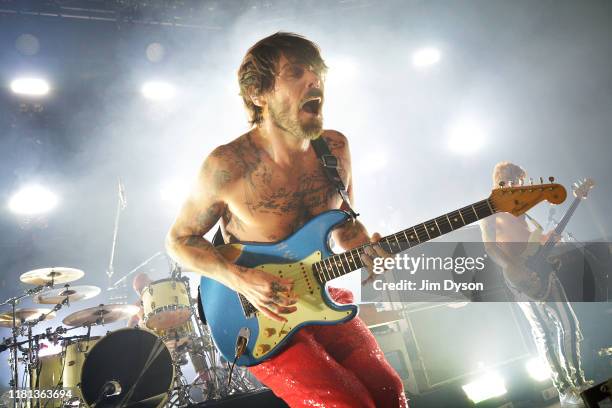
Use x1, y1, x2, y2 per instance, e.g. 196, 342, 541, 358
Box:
300, 97, 322, 115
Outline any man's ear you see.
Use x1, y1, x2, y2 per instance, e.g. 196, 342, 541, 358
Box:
249, 91, 265, 108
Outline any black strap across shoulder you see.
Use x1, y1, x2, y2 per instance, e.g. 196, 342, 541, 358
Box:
311, 136, 359, 219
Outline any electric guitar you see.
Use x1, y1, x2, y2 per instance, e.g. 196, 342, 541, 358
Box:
505, 178, 594, 298
198, 181, 567, 366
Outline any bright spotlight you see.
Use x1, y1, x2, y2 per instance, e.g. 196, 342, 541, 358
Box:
412, 47, 441, 68
448, 120, 486, 154
15, 34, 40, 56
526, 357, 551, 382
8, 185, 59, 215
327, 56, 358, 81
160, 179, 190, 207
10, 78, 50, 96
462, 372, 507, 404
142, 81, 176, 101
367, 150, 388, 173
146, 43, 165, 63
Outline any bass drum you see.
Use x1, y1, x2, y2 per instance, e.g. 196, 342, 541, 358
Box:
80, 328, 174, 408
63, 337, 100, 405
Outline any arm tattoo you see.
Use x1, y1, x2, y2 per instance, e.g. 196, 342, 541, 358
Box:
196, 202, 225, 230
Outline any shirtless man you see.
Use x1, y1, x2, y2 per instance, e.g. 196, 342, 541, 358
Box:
165, 33, 407, 407
480, 161, 590, 408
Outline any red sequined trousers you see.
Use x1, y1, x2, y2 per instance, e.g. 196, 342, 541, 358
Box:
248, 288, 408, 408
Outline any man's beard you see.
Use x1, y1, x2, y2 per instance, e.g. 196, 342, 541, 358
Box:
269, 102, 322, 140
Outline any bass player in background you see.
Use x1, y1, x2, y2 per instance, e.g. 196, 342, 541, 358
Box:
480, 161, 591, 408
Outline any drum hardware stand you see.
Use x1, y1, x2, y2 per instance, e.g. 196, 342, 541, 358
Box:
179, 274, 262, 401
0, 280, 56, 408
166, 351, 195, 408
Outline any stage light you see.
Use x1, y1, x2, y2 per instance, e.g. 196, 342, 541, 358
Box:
141, 81, 176, 101
462, 372, 507, 403
526, 357, 551, 382
367, 150, 388, 173
8, 185, 59, 215
15, 34, 40, 56
447, 119, 486, 154
10, 78, 50, 96
412, 47, 441, 68
160, 179, 190, 207
146, 42, 165, 63
327, 56, 358, 81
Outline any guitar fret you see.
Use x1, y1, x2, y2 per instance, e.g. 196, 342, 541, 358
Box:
393, 234, 402, 252
485, 199, 494, 214
423, 223, 431, 240
337, 255, 349, 275
327, 256, 340, 278
349, 249, 360, 269
324, 258, 334, 281
458, 209, 466, 225
413, 226, 423, 243
445, 213, 454, 230
333, 256, 344, 277
433, 218, 442, 236
343, 252, 354, 271
320, 263, 329, 283
402, 230, 412, 248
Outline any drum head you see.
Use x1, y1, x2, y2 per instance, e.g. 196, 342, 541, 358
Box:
80, 329, 173, 408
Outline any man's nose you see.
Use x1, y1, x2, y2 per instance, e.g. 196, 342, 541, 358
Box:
305, 69, 322, 89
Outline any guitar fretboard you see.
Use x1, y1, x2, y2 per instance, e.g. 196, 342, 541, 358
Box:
312, 198, 497, 284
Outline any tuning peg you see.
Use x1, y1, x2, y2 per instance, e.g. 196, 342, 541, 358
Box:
539, 176, 543, 184
548, 176, 555, 183
498, 181, 505, 188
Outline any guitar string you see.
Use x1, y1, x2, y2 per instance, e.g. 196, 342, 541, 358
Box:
240, 187, 555, 312
248, 199, 495, 291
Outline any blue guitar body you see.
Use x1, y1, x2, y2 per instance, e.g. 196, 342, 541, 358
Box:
198, 210, 358, 367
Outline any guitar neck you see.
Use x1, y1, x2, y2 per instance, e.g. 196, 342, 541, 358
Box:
314, 198, 497, 283
552, 197, 580, 238
538, 196, 581, 257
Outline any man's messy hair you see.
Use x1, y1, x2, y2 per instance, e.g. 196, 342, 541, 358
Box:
238, 32, 327, 125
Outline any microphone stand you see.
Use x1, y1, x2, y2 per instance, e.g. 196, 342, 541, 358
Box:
106, 177, 127, 288
109, 251, 164, 291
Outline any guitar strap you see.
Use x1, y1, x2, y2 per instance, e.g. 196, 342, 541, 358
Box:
310, 136, 359, 220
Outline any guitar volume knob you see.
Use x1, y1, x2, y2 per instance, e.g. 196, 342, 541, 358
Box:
257, 344, 271, 354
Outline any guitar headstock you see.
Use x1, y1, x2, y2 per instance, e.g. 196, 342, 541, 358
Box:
573, 178, 595, 200
489, 177, 567, 216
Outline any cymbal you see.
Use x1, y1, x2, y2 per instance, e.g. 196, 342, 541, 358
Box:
34, 285, 101, 305
62, 304, 140, 327
0, 308, 57, 327
20, 267, 85, 286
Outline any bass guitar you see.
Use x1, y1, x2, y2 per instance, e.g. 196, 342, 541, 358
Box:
506, 178, 595, 299
199, 181, 566, 366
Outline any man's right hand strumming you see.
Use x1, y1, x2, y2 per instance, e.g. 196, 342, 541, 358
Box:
229, 266, 297, 322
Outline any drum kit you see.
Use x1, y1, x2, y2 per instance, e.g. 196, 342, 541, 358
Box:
0, 266, 261, 408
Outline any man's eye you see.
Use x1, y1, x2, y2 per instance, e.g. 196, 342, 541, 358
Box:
288, 65, 305, 79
